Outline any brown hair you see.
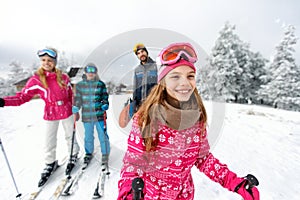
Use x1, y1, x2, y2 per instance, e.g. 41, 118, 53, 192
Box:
136, 79, 207, 151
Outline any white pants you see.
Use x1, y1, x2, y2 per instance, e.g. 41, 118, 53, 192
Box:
43, 115, 80, 164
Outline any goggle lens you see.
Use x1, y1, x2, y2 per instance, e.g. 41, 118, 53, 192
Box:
85, 66, 97, 73
37, 49, 57, 59
160, 43, 197, 65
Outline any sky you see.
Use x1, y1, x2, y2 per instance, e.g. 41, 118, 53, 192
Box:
0, 0, 300, 72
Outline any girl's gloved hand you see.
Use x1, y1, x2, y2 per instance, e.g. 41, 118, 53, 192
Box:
234, 176, 260, 200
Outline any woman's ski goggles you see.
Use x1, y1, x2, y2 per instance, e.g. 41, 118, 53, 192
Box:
37, 48, 57, 59
159, 43, 197, 65
85, 65, 97, 73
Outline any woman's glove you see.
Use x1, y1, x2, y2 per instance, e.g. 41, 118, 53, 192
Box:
0, 98, 5, 107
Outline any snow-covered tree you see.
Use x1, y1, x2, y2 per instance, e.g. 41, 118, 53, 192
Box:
57, 50, 72, 72
28, 61, 38, 74
5, 60, 31, 94
246, 51, 268, 103
258, 25, 300, 111
8, 60, 25, 78
0, 77, 7, 96
201, 22, 267, 103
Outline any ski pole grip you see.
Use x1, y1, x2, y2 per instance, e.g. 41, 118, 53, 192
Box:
132, 177, 144, 200
245, 174, 259, 189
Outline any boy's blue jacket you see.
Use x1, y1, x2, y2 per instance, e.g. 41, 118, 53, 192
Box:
74, 75, 109, 122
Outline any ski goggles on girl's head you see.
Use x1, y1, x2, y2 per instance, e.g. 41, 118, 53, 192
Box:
37, 49, 57, 59
84, 65, 97, 73
159, 43, 197, 65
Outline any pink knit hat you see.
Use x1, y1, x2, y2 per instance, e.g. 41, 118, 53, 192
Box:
157, 59, 196, 82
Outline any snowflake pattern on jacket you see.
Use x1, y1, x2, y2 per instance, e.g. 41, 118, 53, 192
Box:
118, 115, 237, 200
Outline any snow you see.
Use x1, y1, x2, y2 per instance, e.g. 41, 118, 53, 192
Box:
0, 95, 300, 199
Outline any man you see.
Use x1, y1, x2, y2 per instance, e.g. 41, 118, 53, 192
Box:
131, 43, 157, 115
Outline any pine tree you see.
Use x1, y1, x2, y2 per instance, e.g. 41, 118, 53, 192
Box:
247, 52, 268, 103
0, 77, 7, 96
57, 50, 71, 72
7, 60, 30, 94
258, 25, 300, 111
204, 22, 267, 103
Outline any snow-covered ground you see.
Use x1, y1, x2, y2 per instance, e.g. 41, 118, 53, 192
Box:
0, 95, 299, 199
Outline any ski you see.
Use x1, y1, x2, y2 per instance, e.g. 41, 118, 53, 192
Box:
92, 163, 110, 199
49, 158, 83, 200
60, 163, 88, 196
28, 181, 51, 200
27, 157, 67, 200
49, 176, 70, 200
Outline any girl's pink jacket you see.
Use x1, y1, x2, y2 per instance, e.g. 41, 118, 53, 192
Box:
118, 117, 239, 200
4, 71, 73, 121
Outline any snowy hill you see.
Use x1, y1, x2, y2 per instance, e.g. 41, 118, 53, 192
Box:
0, 95, 299, 199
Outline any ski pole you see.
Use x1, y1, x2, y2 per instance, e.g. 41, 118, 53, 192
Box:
244, 174, 259, 191
93, 111, 110, 199
0, 137, 22, 199
66, 118, 77, 177
70, 120, 76, 161
103, 111, 110, 175
132, 177, 144, 200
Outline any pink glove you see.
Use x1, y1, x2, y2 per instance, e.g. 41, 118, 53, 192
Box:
233, 175, 260, 200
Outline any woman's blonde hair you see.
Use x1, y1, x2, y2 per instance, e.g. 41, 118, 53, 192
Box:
136, 80, 207, 151
36, 48, 66, 89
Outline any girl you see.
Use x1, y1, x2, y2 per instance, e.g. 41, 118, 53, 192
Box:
117, 43, 259, 199
0, 48, 80, 187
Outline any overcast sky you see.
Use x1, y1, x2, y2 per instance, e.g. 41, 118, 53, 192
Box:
0, 0, 299, 71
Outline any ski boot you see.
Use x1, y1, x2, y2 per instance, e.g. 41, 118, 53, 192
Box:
101, 154, 110, 176
38, 160, 59, 187
101, 154, 109, 165
65, 154, 78, 176
83, 154, 92, 169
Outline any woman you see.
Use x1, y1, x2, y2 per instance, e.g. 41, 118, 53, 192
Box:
117, 43, 260, 199
0, 48, 80, 187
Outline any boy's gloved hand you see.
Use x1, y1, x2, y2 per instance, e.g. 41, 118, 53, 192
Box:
0, 98, 5, 107
101, 104, 109, 111
72, 106, 79, 113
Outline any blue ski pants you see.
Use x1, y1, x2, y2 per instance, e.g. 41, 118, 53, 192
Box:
83, 121, 110, 155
